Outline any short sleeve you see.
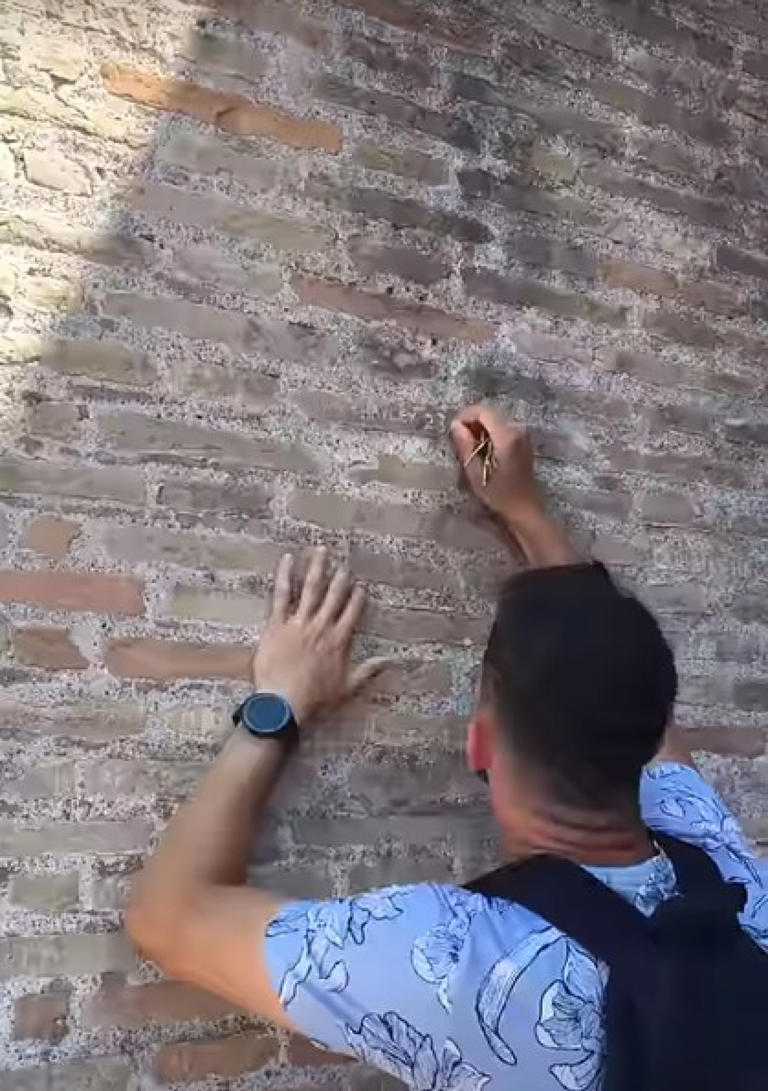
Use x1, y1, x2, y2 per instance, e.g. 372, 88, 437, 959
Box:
264, 883, 454, 1059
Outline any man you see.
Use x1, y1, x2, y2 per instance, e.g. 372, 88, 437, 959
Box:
127, 407, 768, 1090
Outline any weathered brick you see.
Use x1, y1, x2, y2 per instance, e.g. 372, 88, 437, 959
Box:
157, 478, 270, 521
559, 485, 631, 520
289, 490, 500, 552
731, 596, 768, 625
157, 130, 277, 190
164, 587, 267, 627
0, 931, 135, 979
21, 517, 80, 562
633, 136, 699, 177
106, 637, 251, 681
0, 210, 148, 267
716, 244, 768, 282
609, 3, 730, 64
350, 547, 458, 594
10, 872, 78, 915
647, 403, 711, 436
606, 348, 758, 396
246, 316, 338, 363
348, 236, 448, 286
353, 454, 453, 490
507, 232, 597, 278
293, 275, 496, 342
23, 148, 91, 196
90, 856, 141, 911
643, 309, 719, 350
525, 8, 611, 58
134, 184, 333, 254
200, 0, 329, 49
599, 260, 678, 297
584, 166, 732, 227
13, 627, 88, 671
24, 276, 83, 315
0, 1059, 130, 1091
24, 399, 83, 442
154, 1032, 279, 1082
294, 389, 446, 437
604, 445, 745, 488
13, 990, 69, 1042
189, 27, 271, 82
0, 570, 144, 616
724, 421, 768, 445
101, 289, 247, 348
639, 493, 698, 525
315, 74, 479, 152
0, 821, 150, 857
179, 361, 278, 406
335, 0, 492, 53
102, 63, 342, 151
686, 725, 767, 758
356, 333, 438, 380
734, 680, 768, 713
342, 33, 432, 86
82, 759, 204, 800
366, 603, 488, 645
590, 78, 729, 145
287, 1036, 353, 1067
463, 268, 627, 326
104, 524, 284, 572
744, 51, 768, 82
304, 177, 491, 243
0, 700, 144, 741
2, 762, 76, 799
167, 244, 282, 299
83, 980, 240, 1029
41, 338, 155, 386
459, 166, 595, 224
679, 279, 744, 316
351, 142, 448, 184
98, 411, 317, 471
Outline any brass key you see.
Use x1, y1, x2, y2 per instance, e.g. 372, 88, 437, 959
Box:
463, 429, 497, 488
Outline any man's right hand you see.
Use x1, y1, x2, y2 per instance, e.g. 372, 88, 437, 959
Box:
449, 405, 543, 531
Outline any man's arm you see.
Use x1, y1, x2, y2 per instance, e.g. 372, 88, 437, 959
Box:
450, 404, 694, 768
126, 548, 386, 1023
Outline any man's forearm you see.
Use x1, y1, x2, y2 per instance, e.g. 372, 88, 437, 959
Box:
502, 503, 582, 569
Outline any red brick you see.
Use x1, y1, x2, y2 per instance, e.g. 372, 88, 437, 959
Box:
13, 626, 88, 670
106, 637, 251, 682
83, 981, 241, 1029
13, 990, 69, 1042
154, 1032, 279, 1082
0, 570, 143, 615
21, 516, 80, 561
293, 275, 496, 342
599, 260, 678, 297
287, 1035, 352, 1066
314, 74, 479, 152
101, 63, 342, 152
463, 268, 627, 327
334, 0, 492, 53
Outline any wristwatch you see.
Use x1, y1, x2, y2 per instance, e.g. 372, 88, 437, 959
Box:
232, 692, 300, 752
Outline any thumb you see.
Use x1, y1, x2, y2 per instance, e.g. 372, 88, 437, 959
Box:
449, 416, 476, 463
347, 656, 393, 696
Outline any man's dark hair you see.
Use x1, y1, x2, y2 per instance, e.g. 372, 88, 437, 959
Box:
482, 563, 677, 810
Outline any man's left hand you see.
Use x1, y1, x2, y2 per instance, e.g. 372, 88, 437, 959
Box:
253, 548, 388, 726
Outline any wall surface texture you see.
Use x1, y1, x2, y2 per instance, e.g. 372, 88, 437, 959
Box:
1, 0, 768, 1086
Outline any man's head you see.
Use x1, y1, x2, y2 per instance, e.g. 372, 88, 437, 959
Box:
469, 564, 677, 819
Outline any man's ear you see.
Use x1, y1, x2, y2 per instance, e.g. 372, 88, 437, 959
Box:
467, 713, 495, 774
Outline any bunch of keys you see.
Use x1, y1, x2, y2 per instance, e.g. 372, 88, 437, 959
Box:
463, 426, 497, 488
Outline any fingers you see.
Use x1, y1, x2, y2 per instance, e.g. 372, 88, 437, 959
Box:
451, 404, 518, 450
347, 656, 392, 695
272, 552, 293, 622
296, 546, 327, 620
335, 583, 366, 643
314, 563, 352, 629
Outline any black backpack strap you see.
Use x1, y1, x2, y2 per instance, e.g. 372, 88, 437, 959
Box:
466, 854, 656, 985
652, 832, 745, 906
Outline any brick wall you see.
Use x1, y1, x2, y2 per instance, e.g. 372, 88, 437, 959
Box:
1, 0, 768, 1085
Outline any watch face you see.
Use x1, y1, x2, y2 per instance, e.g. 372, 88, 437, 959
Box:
241, 692, 292, 736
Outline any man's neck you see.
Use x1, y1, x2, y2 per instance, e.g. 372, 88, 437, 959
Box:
501, 803, 655, 868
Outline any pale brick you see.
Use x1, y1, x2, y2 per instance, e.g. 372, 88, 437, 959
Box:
365, 603, 488, 645
13, 626, 88, 671
639, 493, 698, 525
154, 1032, 279, 1082
21, 517, 80, 561
23, 149, 92, 195
104, 524, 283, 572
2, 763, 75, 798
91, 857, 141, 911
20, 35, 86, 81
0, 143, 15, 181
13, 990, 69, 1042
293, 275, 496, 342
0, 570, 144, 615
157, 130, 277, 189
0, 334, 43, 366
351, 142, 448, 184
0, 701, 144, 741
24, 276, 83, 314
83, 980, 239, 1029
165, 586, 268, 626
0, 821, 151, 857
135, 183, 334, 254
294, 389, 445, 437
0, 1059, 130, 1091
41, 338, 155, 385
0, 931, 135, 979
101, 290, 248, 348
348, 236, 449, 286
102, 63, 342, 151
0, 456, 142, 505
156, 479, 270, 521
190, 28, 271, 81
179, 362, 277, 406
0, 211, 147, 267
197, 0, 329, 49
24, 399, 82, 441
106, 637, 252, 681
82, 759, 204, 800
463, 268, 627, 327
169, 243, 282, 296
98, 410, 317, 471
353, 455, 453, 490
10, 873, 79, 912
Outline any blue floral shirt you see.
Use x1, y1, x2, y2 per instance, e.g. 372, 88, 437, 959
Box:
266, 763, 768, 1091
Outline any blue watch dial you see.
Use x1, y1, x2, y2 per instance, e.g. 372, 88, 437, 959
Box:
241, 692, 293, 736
